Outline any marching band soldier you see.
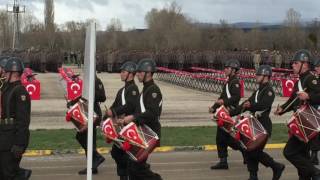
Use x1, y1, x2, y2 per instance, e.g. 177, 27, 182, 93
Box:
308, 58, 320, 165
75, 75, 106, 175
105, 61, 139, 180
0, 57, 31, 180
120, 58, 163, 180
209, 59, 246, 169
232, 65, 285, 180
275, 50, 320, 180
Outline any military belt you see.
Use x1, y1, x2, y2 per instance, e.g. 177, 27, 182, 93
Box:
0, 118, 15, 125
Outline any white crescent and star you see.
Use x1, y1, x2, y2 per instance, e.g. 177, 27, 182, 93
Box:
126, 129, 137, 140
70, 83, 81, 94
26, 84, 36, 95
285, 80, 294, 92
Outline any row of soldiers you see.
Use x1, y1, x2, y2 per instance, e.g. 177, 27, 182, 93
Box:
209, 49, 320, 180
3, 48, 320, 73
1, 49, 63, 72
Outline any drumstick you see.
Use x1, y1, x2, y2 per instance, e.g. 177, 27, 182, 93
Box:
281, 88, 307, 113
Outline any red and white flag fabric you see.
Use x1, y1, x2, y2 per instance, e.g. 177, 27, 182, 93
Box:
66, 103, 86, 125
281, 78, 297, 97
215, 106, 235, 125
102, 118, 119, 141
119, 122, 146, 149
235, 117, 253, 140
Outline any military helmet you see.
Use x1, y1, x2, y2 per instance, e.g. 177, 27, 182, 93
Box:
256, 65, 272, 76
0, 56, 10, 68
120, 61, 137, 73
314, 58, 320, 67
292, 49, 312, 63
137, 58, 157, 72
4, 57, 24, 73
224, 59, 240, 70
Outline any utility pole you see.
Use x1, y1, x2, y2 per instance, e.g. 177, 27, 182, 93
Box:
7, 0, 25, 49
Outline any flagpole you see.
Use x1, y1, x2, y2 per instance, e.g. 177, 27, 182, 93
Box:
83, 21, 96, 180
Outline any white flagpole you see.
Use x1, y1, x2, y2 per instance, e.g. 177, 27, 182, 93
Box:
83, 21, 96, 180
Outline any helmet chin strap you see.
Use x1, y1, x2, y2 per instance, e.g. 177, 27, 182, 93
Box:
142, 72, 147, 83
6, 72, 12, 83
298, 62, 306, 75
124, 73, 129, 82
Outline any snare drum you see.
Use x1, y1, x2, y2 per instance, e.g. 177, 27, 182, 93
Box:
65, 99, 97, 132
119, 122, 159, 162
287, 104, 320, 143
235, 114, 268, 151
101, 118, 121, 142
214, 105, 237, 133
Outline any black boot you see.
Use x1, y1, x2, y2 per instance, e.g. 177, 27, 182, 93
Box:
311, 150, 319, 165
78, 168, 98, 175
18, 168, 32, 179
248, 171, 258, 180
241, 151, 247, 164
92, 152, 105, 169
120, 176, 129, 180
210, 157, 228, 170
271, 162, 285, 180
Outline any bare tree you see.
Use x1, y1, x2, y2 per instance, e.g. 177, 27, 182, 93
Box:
44, 0, 56, 49
0, 10, 12, 50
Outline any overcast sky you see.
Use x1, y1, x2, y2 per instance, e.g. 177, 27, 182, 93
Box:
1, 0, 320, 30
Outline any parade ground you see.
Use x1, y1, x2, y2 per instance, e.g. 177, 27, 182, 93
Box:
22, 150, 300, 180
22, 69, 304, 179
31, 71, 291, 129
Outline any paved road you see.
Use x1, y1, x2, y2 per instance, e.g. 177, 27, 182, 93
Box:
22, 150, 303, 180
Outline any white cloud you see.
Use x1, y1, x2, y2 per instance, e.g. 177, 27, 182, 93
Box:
1, 0, 319, 30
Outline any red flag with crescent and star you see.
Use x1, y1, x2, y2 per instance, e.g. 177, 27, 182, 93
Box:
235, 117, 253, 140
119, 122, 146, 149
102, 118, 119, 141
281, 78, 298, 97
66, 103, 86, 125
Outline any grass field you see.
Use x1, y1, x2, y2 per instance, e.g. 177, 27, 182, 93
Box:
28, 124, 290, 150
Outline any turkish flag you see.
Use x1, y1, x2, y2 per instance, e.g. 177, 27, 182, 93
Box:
119, 122, 146, 149
67, 80, 83, 101
215, 106, 235, 125
102, 118, 119, 141
66, 103, 86, 125
22, 81, 41, 100
281, 78, 297, 97
287, 116, 308, 143
236, 117, 253, 140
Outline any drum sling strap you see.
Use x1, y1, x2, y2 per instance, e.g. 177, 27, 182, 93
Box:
254, 85, 269, 117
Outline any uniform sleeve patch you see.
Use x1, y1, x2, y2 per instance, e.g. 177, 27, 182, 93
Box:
21, 95, 26, 101
235, 84, 239, 88
268, 91, 273, 96
99, 84, 103, 89
132, 91, 137, 96
152, 93, 157, 98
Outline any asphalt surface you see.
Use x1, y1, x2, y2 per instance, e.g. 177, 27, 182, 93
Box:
22, 150, 304, 180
